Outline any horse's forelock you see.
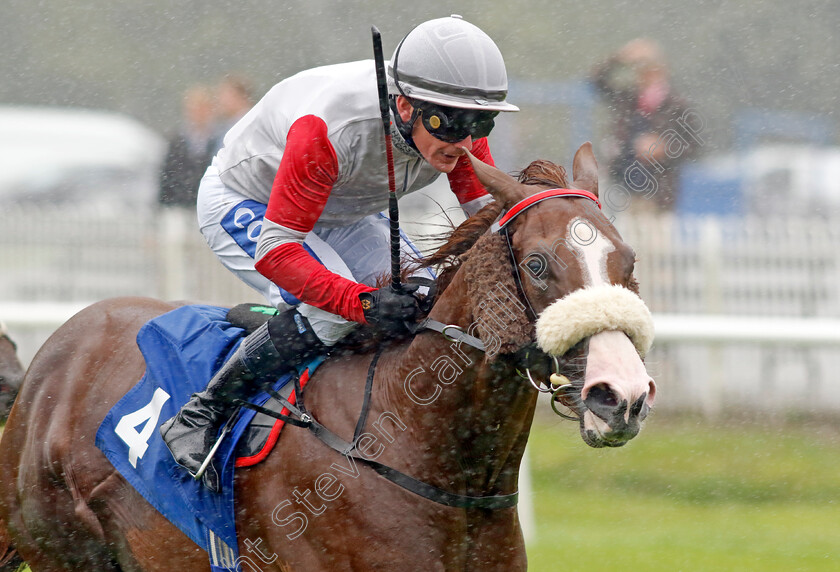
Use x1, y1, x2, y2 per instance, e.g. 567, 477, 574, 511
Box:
516, 159, 569, 189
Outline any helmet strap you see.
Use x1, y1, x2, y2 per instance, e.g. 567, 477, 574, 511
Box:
389, 95, 420, 153
389, 27, 420, 153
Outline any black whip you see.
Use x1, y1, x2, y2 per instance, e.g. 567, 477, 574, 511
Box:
371, 25, 402, 291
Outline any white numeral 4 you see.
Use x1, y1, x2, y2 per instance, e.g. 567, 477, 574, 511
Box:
114, 388, 171, 468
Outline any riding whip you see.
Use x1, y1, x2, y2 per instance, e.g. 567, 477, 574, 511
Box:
371, 25, 402, 291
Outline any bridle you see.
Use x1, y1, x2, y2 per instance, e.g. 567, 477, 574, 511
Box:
492, 188, 602, 233
417, 188, 603, 351
415, 189, 604, 419
494, 189, 602, 417
496, 188, 601, 317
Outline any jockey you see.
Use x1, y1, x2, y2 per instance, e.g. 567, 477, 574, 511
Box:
160, 15, 519, 491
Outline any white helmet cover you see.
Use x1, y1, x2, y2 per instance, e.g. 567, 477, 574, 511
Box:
387, 16, 519, 112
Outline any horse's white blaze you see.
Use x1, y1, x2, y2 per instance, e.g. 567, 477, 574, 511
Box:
567, 217, 614, 287
583, 330, 656, 415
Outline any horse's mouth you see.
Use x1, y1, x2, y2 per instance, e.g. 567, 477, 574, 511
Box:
576, 394, 649, 448
545, 347, 653, 449
580, 415, 635, 448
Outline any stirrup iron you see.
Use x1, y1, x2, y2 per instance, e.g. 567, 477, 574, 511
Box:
193, 407, 239, 480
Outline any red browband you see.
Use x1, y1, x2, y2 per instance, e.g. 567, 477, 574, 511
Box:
494, 189, 602, 231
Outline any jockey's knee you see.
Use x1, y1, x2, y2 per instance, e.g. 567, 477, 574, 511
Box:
278, 306, 357, 348
266, 310, 322, 351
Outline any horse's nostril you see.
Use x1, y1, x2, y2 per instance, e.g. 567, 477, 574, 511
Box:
583, 383, 626, 424
587, 384, 619, 408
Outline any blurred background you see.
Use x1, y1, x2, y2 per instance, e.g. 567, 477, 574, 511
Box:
2, 1, 840, 570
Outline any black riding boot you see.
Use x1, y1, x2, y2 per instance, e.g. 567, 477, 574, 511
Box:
159, 309, 325, 492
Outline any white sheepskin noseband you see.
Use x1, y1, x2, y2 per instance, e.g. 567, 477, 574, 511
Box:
535, 285, 655, 358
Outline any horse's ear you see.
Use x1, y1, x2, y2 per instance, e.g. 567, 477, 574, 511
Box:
462, 148, 529, 207
571, 142, 599, 197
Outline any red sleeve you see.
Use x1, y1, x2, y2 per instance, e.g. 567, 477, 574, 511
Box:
447, 137, 495, 204
254, 115, 374, 324
265, 115, 337, 232
256, 243, 374, 323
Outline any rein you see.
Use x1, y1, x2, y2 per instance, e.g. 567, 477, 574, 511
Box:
237, 347, 517, 509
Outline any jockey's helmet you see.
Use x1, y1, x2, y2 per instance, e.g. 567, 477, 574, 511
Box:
387, 15, 519, 113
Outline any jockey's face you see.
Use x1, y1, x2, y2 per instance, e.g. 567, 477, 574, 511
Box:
395, 96, 473, 173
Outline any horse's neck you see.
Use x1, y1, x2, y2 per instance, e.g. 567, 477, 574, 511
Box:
377, 270, 537, 493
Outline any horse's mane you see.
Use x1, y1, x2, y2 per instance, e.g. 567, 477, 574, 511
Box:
416, 201, 503, 294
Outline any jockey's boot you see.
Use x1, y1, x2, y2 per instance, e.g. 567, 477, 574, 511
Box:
159, 309, 325, 492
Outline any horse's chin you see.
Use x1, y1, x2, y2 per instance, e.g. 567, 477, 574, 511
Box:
580, 428, 631, 448
578, 409, 643, 448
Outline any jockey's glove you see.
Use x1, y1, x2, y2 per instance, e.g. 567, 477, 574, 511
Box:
359, 284, 420, 336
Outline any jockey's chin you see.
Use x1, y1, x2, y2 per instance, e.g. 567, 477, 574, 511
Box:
413, 128, 472, 173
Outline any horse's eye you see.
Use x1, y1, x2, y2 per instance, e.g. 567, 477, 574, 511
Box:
523, 256, 547, 278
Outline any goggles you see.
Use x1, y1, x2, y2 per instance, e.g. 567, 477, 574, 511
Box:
414, 102, 498, 143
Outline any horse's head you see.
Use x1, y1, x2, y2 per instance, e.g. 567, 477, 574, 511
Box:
465, 143, 656, 447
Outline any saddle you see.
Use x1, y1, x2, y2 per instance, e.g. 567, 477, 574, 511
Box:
95, 304, 323, 571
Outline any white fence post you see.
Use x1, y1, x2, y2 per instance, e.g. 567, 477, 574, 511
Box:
699, 218, 724, 416
518, 447, 536, 545
159, 208, 190, 301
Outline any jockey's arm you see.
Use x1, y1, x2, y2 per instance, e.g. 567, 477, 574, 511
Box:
447, 137, 496, 217
254, 115, 375, 324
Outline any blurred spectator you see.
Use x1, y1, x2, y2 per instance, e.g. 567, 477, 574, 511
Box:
158, 85, 217, 209
591, 38, 697, 212
212, 74, 255, 152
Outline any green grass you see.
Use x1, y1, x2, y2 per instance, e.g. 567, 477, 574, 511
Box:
525, 413, 840, 571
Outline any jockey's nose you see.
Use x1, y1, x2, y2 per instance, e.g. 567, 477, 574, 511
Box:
455, 135, 473, 151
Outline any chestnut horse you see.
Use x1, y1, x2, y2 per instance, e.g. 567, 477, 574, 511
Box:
0, 323, 24, 422
0, 143, 655, 571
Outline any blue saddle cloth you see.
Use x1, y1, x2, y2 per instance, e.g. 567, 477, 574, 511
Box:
95, 304, 320, 572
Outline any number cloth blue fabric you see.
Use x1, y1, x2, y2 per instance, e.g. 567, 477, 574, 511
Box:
95, 304, 321, 572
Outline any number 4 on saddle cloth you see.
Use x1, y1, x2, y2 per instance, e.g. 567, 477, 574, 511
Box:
95, 304, 323, 572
